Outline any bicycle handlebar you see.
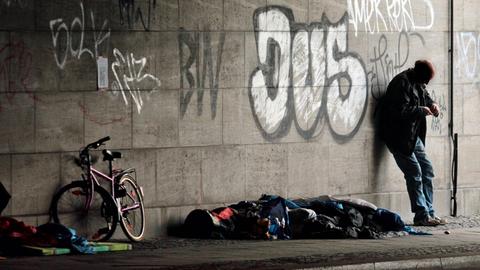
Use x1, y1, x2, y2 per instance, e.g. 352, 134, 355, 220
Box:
96, 136, 111, 146
82, 136, 111, 154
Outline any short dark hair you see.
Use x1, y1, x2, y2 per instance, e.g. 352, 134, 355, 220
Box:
414, 60, 435, 82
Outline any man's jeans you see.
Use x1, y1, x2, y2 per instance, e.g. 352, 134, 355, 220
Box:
392, 137, 435, 222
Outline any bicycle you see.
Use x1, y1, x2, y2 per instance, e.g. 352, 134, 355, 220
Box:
50, 136, 145, 242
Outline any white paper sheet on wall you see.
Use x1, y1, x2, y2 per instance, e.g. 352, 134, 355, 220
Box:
97, 56, 108, 91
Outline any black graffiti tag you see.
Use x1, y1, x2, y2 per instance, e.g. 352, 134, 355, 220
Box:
368, 31, 425, 99
118, 0, 157, 31
178, 29, 225, 119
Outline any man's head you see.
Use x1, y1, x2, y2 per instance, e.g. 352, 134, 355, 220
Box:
413, 60, 435, 85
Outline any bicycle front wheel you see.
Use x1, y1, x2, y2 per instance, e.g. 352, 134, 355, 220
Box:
117, 175, 145, 241
50, 181, 118, 242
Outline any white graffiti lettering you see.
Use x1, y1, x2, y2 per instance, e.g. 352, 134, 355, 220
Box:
347, 0, 435, 36
49, 2, 110, 69
456, 32, 480, 80
325, 20, 368, 137
250, 8, 291, 134
111, 48, 161, 114
249, 7, 368, 141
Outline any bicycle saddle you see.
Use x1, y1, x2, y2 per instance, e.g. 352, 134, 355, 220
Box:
102, 149, 122, 161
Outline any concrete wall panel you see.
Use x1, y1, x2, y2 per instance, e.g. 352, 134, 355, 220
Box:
224, 0, 266, 31
156, 147, 202, 207
133, 90, 178, 148
368, 142, 405, 194
157, 32, 180, 90
84, 91, 132, 149
308, 0, 347, 24
0, 94, 35, 153
426, 137, 449, 190
12, 153, 60, 215
11, 32, 59, 92
245, 144, 288, 200
109, 0, 179, 32
223, 88, 265, 145
328, 138, 369, 195
463, 0, 480, 30
59, 151, 83, 187
202, 145, 246, 204
219, 32, 245, 89
287, 142, 329, 198
35, 93, 84, 152
458, 136, 480, 187
0, 0, 34, 30
179, 88, 222, 146
267, 0, 308, 23
179, 0, 223, 31
463, 85, 480, 135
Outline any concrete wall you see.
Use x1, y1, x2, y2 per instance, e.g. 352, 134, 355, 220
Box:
0, 0, 476, 238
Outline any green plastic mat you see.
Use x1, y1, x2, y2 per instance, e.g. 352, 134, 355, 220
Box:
20, 242, 132, 256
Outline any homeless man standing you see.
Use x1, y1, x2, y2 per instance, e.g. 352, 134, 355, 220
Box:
379, 60, 447, 226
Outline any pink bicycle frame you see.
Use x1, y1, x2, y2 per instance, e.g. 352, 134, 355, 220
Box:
85, 168, 140, 214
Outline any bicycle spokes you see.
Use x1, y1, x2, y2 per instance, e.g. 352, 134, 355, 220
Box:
71, 190, 86, 196
51, 181, 118, 242
118, 176, 145, 241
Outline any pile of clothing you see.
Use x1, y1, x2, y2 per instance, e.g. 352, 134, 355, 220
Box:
0, 183, 95, 255
0, 217, 96, 255
184, 195, 418, 240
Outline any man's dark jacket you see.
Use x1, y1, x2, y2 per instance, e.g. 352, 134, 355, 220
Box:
378, 69, 435, 155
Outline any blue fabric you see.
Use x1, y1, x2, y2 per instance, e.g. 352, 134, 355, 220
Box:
259, 196, 291, 239
325, 201, 343, 210
404, 226, 432, 235
260, 194, 302, 209
36, 223, 94, 254
374, 208, 405, 231
68, 228, 95, 254
392, 137, 435, 222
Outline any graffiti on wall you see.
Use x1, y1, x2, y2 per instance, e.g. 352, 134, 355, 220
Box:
347, 0, 434, 36
178, 29, 225, 119
368, 31, 425, 99
111, 48, 161, 114
118, 0, 157, 31
0, 40, 34, 112
455, 32, 480, 83
48, 1, 163, 116
249, 6, 368, 142
429, 89, 447, 134
1, 0, 26, 7
49, 2, 111, 70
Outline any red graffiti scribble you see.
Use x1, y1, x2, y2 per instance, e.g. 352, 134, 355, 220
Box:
0, 39, 36, 112
78, 101, 127, 126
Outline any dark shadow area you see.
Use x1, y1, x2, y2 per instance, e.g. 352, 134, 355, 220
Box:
370, 85, 388, 192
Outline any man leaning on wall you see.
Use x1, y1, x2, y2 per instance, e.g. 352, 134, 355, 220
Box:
378, 60, 447, 226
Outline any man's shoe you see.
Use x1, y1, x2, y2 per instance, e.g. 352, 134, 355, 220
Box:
413, 216, 441, 226
431, 215, 447, 225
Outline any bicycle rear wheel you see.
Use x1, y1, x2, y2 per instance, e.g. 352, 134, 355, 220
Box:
50, 181, 118, 242
117, 175, 145, 241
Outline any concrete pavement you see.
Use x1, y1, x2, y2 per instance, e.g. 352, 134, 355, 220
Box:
3, 215, 480, 269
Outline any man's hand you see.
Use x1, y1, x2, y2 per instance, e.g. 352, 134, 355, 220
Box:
430, 103, 440, 117
421, 106, 433, 116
